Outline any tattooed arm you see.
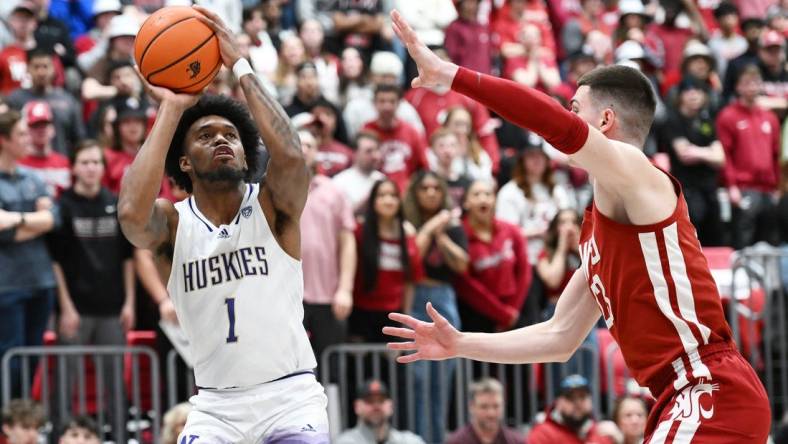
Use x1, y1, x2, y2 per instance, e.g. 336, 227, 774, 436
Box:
195, 6, 308, 257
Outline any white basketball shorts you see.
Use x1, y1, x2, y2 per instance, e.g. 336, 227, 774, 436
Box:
177, 371, 329, 444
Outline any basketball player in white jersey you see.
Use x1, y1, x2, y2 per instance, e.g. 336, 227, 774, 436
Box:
118, 6, 329, 443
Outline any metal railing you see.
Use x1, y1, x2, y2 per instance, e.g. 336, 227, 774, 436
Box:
1, 345, 161, 443
320, 342, 601, 439
728, 247, 788, 421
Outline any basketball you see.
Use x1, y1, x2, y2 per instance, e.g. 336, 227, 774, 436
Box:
134, 6, 221, 94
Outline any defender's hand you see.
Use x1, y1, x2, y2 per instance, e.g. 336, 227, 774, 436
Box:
390, 10, 457, 89
383, 302, 461, 363
193, 5, 242, 69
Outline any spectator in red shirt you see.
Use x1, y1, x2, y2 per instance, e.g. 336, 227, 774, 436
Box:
444, 0, 494, 74
103, 98, 148, 194
74, 0, 122, 68
493, 0, 557, 62
527, 375, 619, 444
612, 0, 664, 70
561, 0, 616, 57
456, 179, 531, 333
350, 178, 424, 343
535, 209, 581, 311
646, 0, 707, 82
18, 101, 70, 197
504, 23, 561, 92
0, 2, 38, 95
716, 64, 781, 248
363, 84, 429, 193
308, 98, 354, 177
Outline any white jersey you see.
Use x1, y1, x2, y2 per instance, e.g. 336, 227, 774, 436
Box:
167, 183, 316, 389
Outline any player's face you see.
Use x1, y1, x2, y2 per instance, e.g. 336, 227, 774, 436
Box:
58, 427, 100, 444
73, 146, 105, 188
374, 181, 400, 220
183, 116, 248, 184
570, 86, 606, 133
469, 392, 503, 433
463, 180, 495, 221
416, 175, 444, 214
2, 423, 39, 444
616, 399, 647, 440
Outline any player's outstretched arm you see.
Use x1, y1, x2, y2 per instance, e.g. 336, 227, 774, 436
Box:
391, 10, 672, 216
384, 270, 599, 364
118, 72, 199, 249
195, 6, 308, 221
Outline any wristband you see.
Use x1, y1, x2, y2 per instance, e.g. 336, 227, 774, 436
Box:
232, 58, 254, 80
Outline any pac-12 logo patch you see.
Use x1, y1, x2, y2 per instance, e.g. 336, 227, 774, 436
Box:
187, 61, 201, 79
241, 206, 253, 218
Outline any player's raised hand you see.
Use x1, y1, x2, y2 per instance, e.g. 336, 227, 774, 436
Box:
193, 5, 242, 69
133, 65, 201, 109
383, 302, 462, 363
390, 10, 458, 90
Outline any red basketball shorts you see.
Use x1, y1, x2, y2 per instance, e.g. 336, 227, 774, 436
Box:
644, 350, 771, 443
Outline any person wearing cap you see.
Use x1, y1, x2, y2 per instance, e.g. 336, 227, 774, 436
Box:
755, 29, 788, 114
102, 96, 149, 194
18, 100, 70, 197
716, 64, 781, 248
6, 46, 84, 155
0, 109, 59, 402
707, 2, 748, 84
308, 98, 354, 176
663, 40, 721, 110
343, 51, 426, 141
444, 0, 493, 75
446, 378, 524, 444
661, 76, 725, 246
0, 2, 38, 95
527, 375, 621, 444
74, 0, 122, 73
81, 13, 139, 101
336, 380, 425, 444
721, 17, 765, 103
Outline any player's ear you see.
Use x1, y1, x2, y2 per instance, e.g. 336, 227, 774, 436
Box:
599, 108, 615, 134
179, 155, 192, 173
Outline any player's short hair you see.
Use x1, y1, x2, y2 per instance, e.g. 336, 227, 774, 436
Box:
70, 139, 104, 165
2, 399, 45, 428
468, 378, 504, 403
167, 95, 262, 193
577, 65, 656, 146
58, 415, 99, 439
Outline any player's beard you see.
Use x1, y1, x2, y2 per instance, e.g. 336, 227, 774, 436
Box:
195, 164, 246, 188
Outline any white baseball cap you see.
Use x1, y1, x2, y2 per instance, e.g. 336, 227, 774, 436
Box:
107, 14, 139, 39
93, 0, 122, 17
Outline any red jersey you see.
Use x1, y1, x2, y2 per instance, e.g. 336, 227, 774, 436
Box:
19, 152, 71, 197
456, 219, 532, 327
362, 119, 429, 193
404, 88, 501, 169
316, 140, 353, 177
103, 147, 172, 199
579, 174, 734, 397
353, 227, 424, 312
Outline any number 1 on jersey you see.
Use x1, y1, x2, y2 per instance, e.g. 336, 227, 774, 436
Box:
225, 298, 238, 343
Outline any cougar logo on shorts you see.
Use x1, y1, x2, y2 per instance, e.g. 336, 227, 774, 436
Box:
668, 381, 719, 422
187, 61, 201, 79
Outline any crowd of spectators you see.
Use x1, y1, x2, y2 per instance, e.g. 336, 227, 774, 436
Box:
1, 0, 788, 442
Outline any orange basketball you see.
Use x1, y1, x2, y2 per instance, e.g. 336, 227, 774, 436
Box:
134, 6, 221, 94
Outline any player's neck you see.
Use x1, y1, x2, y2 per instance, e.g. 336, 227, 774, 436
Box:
191, 182, 247, 226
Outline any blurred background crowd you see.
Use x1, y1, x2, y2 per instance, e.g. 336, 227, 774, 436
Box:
1, 0, 788, 442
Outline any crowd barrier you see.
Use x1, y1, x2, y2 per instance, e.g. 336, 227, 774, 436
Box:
726, 247, 788, 420
1, 345, 160, 443
319, 342, 602, 439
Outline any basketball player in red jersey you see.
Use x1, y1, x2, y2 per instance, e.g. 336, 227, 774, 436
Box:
383, 10, 771, 443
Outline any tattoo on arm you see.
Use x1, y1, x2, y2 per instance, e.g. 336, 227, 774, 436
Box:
240, 75, 300, 156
